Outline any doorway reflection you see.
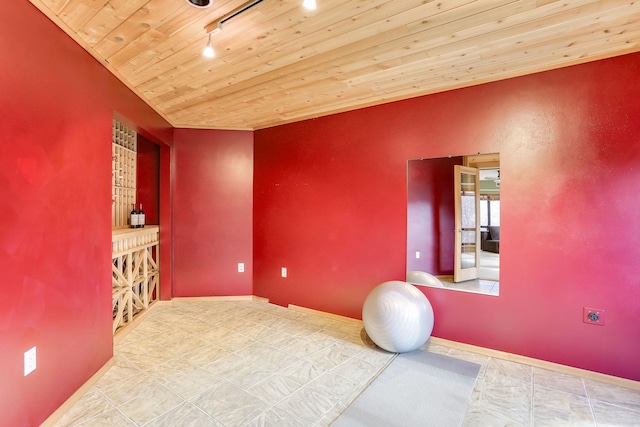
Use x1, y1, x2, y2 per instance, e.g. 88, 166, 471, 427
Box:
406, 153, 500, 296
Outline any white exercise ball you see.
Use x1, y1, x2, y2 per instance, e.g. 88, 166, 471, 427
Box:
406, 270, 444, 288
362, 281, 434, 353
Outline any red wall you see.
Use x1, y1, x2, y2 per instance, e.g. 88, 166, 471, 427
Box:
0, 2, 173, 426
173, 129, 253, 297
407, 157, 460, 275
254, 53, 640, 381
137, 135, 161, 226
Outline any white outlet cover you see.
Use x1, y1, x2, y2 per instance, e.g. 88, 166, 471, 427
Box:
281, 267, 287, 278
24, 346, 36, 376
238, 263, 244, 273
416, 251, 421, 259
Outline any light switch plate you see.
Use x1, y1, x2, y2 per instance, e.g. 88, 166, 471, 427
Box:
24, 347, 36, 376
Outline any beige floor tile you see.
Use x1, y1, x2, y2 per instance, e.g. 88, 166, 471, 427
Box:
354, 346, 395, 366
201, 352, 250, 379
254, 348, 301, 373
463, 403, 531, 427
275, 385, 336, 424
181, 343, 231, 367
474, 374, 532, 426
305, 344, 355, 369
53, 389, 114, 427
276, 358, 328, 386
243, 312, 281, 326
120, 345, 180, 371
74, 408, 136, 427
281, 336, 332, 357
591, 400, 640, 426
585, 379, 640, 412
533, 385, 595, 426
304, 330, 344, 347
154, 334, 208, 356
141, 329, 186, 344
248, 373, 304, 406
99, 371, 164, 406
145, 356, 199, 384
486, 358, 533, 383
229, 364, 277, 389
195, 326, 235, 342
308, 372, 357, 406
164, 368, 224, 400
144, 403, 222, 427
421, 341, 452, 355
130, 319, 176, 338
237, 323, 279, 340
335, 337, 371, 356
115, 335, 163, 359
191, 381, 270, 425
212, 333, 256, 352
331, 356, 382, 384
534, 367, 587, 397
173, 318, 215, 334
244, 406, 307, 427
117, 385, 184, 425
94, 356, 141, 389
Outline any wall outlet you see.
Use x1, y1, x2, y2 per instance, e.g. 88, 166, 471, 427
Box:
24, 347, 36, 376
583, 307, 605, 326
238, 263, 244, 273
281, 267, 287, 278
415, 251, 421, 259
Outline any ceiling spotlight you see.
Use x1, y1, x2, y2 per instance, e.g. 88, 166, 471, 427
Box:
203, 33, 214, 58
303, 0, 316, 10
187, 0, 212, 8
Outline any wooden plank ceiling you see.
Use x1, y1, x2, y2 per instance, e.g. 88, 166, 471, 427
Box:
29, 0, 640, 130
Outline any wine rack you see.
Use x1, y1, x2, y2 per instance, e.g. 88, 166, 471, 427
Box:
112, 226, 159, 334
112, 119, 137, 228
111, 118, 158, 335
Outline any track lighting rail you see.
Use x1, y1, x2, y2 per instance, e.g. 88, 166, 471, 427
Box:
204, 0, 267, 34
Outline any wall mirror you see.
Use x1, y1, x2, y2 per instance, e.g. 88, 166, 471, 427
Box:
406, 153, 500, 296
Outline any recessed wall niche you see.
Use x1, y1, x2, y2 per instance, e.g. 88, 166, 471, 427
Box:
110, 117, 159, 335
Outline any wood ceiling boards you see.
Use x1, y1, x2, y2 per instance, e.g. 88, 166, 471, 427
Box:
29, 0, 640, 130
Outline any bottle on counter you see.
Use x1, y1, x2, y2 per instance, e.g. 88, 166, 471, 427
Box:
130, 204, 139, 228
138, 203, 145, 228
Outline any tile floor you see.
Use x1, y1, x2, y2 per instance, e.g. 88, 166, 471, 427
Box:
53, 300, 640, 426
435, 276, 500, 296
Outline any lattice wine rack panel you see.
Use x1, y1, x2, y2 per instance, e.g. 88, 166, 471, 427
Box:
112, 119, 137, 228
112, 227, 159, 334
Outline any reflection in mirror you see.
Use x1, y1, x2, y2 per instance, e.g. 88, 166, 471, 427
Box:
406, 153, 500, 296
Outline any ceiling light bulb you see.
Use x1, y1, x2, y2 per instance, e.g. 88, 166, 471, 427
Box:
203, 34, 214, 58
303, 0, 316, 10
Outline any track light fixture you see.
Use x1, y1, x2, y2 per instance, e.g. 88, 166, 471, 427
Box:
203, 33, 214, 57
203, 0, 317, 58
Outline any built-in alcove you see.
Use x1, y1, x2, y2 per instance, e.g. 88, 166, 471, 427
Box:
111, 118, 160, 334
